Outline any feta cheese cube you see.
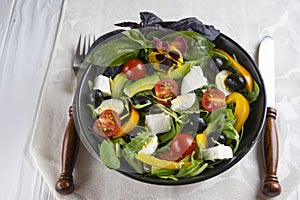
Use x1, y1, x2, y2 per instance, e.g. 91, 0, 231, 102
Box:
93, 75, 111, 96
171, 92, 196, 112
145, 113, 171, 134
181, 65, 207, 94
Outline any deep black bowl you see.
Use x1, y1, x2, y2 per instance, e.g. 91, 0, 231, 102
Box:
74, 25, 266, 185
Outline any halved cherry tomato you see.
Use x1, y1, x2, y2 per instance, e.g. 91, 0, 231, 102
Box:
93, 109, 121, 138
202, 89, 226, 112
158, 151, 182, 162
171, 133, 196, 158
122, 59, 146, 80
153, 78, 178, 105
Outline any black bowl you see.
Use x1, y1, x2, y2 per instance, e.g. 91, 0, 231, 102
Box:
74, 25, 266, 185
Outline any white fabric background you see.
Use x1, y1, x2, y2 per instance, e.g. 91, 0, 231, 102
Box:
30, 0, 300, 199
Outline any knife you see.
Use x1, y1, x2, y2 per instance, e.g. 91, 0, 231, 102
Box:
258, 36, 282, 197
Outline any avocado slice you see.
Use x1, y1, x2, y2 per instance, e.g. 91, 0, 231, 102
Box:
124, 74, 160, 97
167, 61, 195, 79
111, 73, 129, 98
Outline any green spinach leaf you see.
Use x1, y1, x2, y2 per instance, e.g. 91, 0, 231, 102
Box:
99, 139, 120, 169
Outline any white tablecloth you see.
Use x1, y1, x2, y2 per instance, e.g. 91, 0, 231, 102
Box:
30, 0, 300, 199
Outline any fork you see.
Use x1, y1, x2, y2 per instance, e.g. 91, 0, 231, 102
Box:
73, 34, 96, 73
55, 35, 95, 195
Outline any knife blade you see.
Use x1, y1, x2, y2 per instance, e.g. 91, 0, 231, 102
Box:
258, 36, 282, 197
259, 36, 275, 107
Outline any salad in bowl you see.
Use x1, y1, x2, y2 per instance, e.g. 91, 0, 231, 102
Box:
74, 12, 266, 185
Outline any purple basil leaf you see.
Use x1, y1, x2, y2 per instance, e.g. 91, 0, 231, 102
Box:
114, 22, 141, 29
166, 17, 220, 41
139, 11, 163, 27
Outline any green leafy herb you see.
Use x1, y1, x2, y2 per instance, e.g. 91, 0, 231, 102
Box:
124, 130, 151, 152
222, 109, 240, 152
157, 118, 179, 144
121, 130, 151, 173
204, 108, 227, 135
175, 161, 207, 178
122, 29, 147, 47
87, 30, 147, 66
99, 139, 120, 169
242, 80, 260, 103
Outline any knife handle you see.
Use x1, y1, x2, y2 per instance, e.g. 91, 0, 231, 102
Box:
262, 107, 281, 197
55, 106, 80, 195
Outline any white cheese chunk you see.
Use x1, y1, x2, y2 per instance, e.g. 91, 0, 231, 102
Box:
171, 92, 196, 112
93, 75, 111, 96
202, 145, 233, 161
95, 99, 124, 115
138, 135, 159, 155
181, 65, 207, 94
145, 113, 171, 134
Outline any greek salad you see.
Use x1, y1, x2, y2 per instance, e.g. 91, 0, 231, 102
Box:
84, 19, 260, 180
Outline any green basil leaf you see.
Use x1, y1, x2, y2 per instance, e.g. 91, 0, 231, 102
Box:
99, 139, 120, 169
87, 36, 140, 67
122, 29, 147, 47
87, 29, 148, 67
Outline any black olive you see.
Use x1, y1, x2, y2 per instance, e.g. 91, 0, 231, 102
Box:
94, 89, 104, 107
207, 131, 226, 147
102, 66, 122, 78
132, 96, 151, 106
182, 113, 207, 133
226, 74, 246, 91
132, 96, 152, 112
213, 57, 226, 70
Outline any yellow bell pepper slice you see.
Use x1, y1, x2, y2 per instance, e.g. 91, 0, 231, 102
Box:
226, 92, 250, 133
135, 153, 183, 170
214, 48, 253, 93
196, 133, 208, 149
112, 106, 139, 138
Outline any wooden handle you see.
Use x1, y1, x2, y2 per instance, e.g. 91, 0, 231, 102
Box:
55, 106, 80, 195
262, 107, 281, 197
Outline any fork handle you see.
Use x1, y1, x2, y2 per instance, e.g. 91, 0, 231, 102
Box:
262, 107, 281, 197
55, 106, 80, 195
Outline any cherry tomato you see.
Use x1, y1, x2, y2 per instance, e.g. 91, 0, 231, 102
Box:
171, 133, 196, 158
202, 89, 226, 112
158, 151, 182, 162
93, 109, 121, 138
153, 78, 179, 105
122, 59, 146, 80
